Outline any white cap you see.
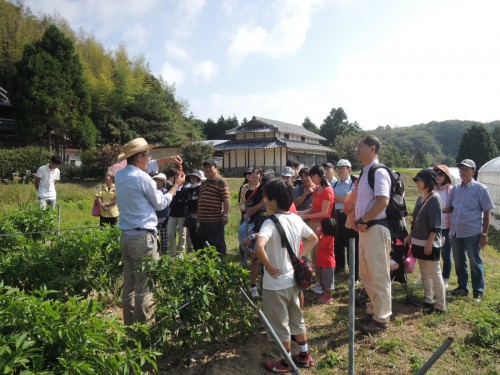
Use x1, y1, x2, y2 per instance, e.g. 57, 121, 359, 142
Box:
336, 159, 351, 168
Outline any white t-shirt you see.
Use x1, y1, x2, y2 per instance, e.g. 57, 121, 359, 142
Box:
35, 164, 60, 199
258, 213, 314, 291
355, 160, 391, 221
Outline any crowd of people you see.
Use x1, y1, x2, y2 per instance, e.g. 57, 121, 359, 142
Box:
34, 135, 495, 373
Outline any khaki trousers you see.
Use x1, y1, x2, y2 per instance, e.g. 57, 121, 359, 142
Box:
120, 231, 159, 326
359, 224, 392, 323
418, 259, 446, 311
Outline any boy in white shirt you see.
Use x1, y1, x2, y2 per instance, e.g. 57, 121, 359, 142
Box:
255, 178, 318, 373
35, 155, 62, 209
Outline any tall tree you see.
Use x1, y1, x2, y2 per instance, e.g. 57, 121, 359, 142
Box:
414, 148, 430, 168
319, 107, 361, 146
11, 24, 93, 152
302, 116, 319, 134
203, 115, 237, 140
456, 123, 499, 170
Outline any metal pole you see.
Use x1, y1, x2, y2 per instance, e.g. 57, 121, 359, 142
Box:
415, 337, 454, 375
348, 237, 356, 375
240, 287, 301, 375
57, 204, 61, 235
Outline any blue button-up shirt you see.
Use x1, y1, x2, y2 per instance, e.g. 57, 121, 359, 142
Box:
446, 179, 495, 238
115, 164, 173, 232
333, 177, 355, 210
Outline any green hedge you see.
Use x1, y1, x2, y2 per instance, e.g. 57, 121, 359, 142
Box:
0, 147, 51, 180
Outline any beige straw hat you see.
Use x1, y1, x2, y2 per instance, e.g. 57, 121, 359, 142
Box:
118, 138, 157, 161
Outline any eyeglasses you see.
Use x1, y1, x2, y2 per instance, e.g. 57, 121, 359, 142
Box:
435, 171, 445, 176
458, 166, 472, 171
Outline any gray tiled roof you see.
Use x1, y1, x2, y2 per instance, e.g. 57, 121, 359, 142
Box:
284, 139, 333, 152
215, 138, 286, 151
214, 137, 333, 153
226, 116, 325, 141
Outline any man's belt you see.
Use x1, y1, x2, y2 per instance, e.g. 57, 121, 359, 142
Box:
365, 218, 388, 229
135, 228, 156, 235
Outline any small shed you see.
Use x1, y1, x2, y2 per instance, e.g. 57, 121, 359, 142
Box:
478, 156, 500, 216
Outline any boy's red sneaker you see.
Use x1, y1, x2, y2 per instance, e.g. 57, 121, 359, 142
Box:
292, 352, 315, 368
263, 358, 291, 373
319, 296, 334, 304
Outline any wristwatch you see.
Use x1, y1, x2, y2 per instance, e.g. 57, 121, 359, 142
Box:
248, 233, 255, 241
355, 218, 367, 225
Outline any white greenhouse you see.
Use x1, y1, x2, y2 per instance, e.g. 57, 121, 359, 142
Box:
478, 156, 500, 217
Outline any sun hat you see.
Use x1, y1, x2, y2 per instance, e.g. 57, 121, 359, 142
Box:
433, 164, 451, 179
322, 162, 335, 168
281, 166, 294, 177
118, 138, 157, 161
456, 159, 476, 169
412, 169, 437, 186
152, 173, 167, 182
336, 159, 352, 168
187, 170, 203, 181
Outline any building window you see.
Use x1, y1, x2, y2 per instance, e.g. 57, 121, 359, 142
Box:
301, 136, 305, 142
284, 133, 289, 139
70, 160, 76, 166
312, 155, 316, 165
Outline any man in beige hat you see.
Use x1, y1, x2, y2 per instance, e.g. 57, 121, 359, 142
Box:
115, 137, 185, 325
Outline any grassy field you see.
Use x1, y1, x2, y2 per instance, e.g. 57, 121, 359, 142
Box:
0, 173, 499, 374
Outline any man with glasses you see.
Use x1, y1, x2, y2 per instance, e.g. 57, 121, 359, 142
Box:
115, 138, 185, 325
444, 159, 494, 302
333, 159, 358, 281
355, 135, 392, 335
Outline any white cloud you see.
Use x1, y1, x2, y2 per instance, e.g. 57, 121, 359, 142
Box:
193, 61, 218, 82
172, 0, 207, 38
164, 41, 191, 60
227, 0, 324, 65
160, 62, 184, 85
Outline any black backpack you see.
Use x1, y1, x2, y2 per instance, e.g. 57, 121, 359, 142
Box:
360, 164, 408, 238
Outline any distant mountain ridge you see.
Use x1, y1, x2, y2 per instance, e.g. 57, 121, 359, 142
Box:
371, 120, 500, 165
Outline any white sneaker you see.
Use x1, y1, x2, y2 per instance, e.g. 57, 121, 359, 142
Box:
443, 278, 449, 289
250, 286, 259, 298
312, 283, 323, 295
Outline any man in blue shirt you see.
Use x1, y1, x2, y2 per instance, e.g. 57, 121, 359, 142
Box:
115, 138, 185, 325
333, 159, 357, 280
444, 159, 494, 302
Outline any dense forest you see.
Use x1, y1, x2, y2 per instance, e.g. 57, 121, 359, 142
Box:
1, 0, 498, 170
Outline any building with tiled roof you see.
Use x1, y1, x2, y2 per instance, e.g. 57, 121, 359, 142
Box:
214, 116, 333, 176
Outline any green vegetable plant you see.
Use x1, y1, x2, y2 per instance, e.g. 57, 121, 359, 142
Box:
142, 247, 256, 360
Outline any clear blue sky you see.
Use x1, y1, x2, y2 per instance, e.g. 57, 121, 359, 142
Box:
21, 0, 500, 129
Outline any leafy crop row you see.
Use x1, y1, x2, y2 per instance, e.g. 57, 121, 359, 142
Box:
0, 284, 159, 374
142, 248, 256, 361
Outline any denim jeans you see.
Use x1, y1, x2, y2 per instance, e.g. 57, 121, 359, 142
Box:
441, 229, 452, 279
451, 234, 484, 296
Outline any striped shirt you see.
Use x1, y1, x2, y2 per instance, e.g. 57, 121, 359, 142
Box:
198, 176, 230, 222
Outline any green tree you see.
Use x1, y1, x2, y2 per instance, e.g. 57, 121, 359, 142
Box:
302, 116, 319, 134
414, 148, 430, 168
11, 24, 93, 152
456, 123, 499, 170
331, 132, 363, 168
180, 142, 214, 171
492, 125, 500, 153
319, 107, 361, 146
203, 115, 237, 140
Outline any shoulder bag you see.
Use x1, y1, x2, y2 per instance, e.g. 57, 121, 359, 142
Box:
268, 215, 313, 289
